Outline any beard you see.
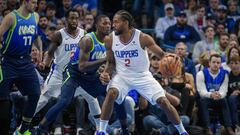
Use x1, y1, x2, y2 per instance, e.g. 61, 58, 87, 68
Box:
114, 29, 123, 35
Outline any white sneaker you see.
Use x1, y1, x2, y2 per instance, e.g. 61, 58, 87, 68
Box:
76, 128, 84, 135
112, 128, 121, 135
235, 126, 240, 135
54, 127, 62, 135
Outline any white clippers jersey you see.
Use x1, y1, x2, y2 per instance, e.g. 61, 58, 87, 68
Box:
112, 29, 150, 76
53, 27, 85, 73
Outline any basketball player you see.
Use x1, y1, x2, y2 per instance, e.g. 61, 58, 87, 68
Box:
35, 8, 85, 114
0, 0, 42, 134
33, 15, 113, 134
98, 10, 189, 135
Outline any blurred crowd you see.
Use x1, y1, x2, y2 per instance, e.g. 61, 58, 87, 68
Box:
1, 0, 240, 135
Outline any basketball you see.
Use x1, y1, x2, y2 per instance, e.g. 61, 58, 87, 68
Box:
159, 53, 182, 77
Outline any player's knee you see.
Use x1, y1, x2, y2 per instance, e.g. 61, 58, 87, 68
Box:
157, 97, 171, 109
107, 88, 119, 101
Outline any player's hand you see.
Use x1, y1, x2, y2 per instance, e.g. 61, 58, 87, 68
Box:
100, 72, 110, 85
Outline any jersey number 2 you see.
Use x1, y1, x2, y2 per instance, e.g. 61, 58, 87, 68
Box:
23, 36, 32, 46
125, 59, 130, 67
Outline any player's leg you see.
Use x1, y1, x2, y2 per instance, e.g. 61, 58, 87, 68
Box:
98, 74, 129, 134
15, 68, 40, 134
0, 63, 18, 134
34, 83, 61, 115
76, 86, 102, 130
136, 76, 188, 135
37, 70, 79, 132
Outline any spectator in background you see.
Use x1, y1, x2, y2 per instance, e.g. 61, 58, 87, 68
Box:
234, 19, 240, 43
0, 0, 7, 24
185, 0, 198, 18
149, 54, 160, 76
164, 10, 200, 53
56, 0, 72, 18
227, 56, 240, 134
46, 2, 57, 25
188, 5, 207, 40
56, 18, 65, 30
74, 4, 86, 27
37, 0, 46, 16
214, 32, 230, 63
7, 0, 18, 11
196, 53, 234, 135
132, 0, 156, 28
206, 13, 216, 27
227, 0, 240, 21
206, 0, 220, 19
216, 5, 235, 33
83, 13, 95, 32
214, 22, 226, 45
192, 26, 216, 64
222, 46, 240, 71
175, 42, 196, 78
38, 15, 49, 52
72, 0, 97, 17
155, 3, 176, 42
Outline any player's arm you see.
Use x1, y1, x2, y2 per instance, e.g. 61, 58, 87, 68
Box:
0, 13, 14, 48
103, 34, 115, 76
78, 36, 106, 72
140, 33, 165, 59
43, 31, 62, 67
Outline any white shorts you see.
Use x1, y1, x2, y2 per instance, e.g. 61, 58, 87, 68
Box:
107, 72, 165, 105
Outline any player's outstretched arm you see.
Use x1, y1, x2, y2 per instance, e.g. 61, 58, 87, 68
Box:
140, 33, 165, 59
78, 36, 106, 72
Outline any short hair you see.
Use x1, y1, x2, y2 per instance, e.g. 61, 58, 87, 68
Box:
115, 10, 134, 28
209, 53, 221, 61
46, 1, 56, 10
219, 32, 229, 39
65, 8, 79, 18
39, 14, 48, 19
203, 25, 215, 33
228, 55, 240, 63
196, 4, 205, 10
95, 14, 109, 25
226, 46, 240, 64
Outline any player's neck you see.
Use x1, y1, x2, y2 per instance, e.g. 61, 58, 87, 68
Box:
95, 31, 105, 43
18, 6, 30, 17
65, 27, 79, 37
119, 28, 134, 43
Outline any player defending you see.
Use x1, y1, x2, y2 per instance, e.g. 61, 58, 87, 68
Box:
0, 0, 42, 134
99, 10, 188, 135
33, 15, 112, 134
35, 8, 85, 114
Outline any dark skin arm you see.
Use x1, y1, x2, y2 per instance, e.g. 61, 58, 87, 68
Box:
42, 31, 62, 67
140, 32, 165, 59
78, 36, 106, 72
99, 34, 115, 84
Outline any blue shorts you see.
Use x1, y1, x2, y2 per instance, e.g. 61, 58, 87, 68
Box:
0, 55, 40, 98
62, 65, 107, 98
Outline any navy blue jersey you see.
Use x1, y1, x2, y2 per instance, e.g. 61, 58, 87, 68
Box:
2, 10, 38, 56
69, 32, 106, 73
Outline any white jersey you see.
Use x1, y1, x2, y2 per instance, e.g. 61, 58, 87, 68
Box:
112, 29, 150, 76
53, 27, 85, 73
